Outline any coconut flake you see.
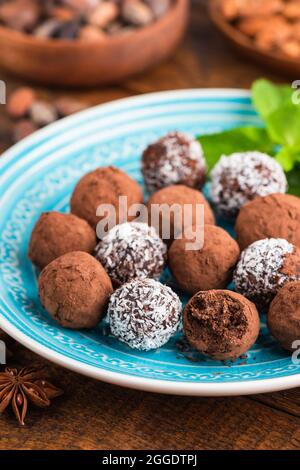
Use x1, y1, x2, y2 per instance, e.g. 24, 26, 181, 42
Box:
234, 238, 299, 307
142, 131, 206, 194
94, 222, 166, 286
210, 151, 287, 218
108, 278, 182, 350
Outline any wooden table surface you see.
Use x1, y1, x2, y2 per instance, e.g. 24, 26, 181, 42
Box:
1, 1, 300, 451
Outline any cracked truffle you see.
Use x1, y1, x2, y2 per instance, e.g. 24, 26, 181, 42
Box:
108, 278, 182, 350
168, 225, 240, 294
147, 184, 215, 243
38, 251, 113, 329
70, 166, 144, 229
183, 290, 260, 360
94, 222, 167, 287
268, 281, 300, 352
235, 193, 300, 250
210, 151, 287, 219
142, 131, 207, 194
234, 238, 300, 309
28, 211, 97, 270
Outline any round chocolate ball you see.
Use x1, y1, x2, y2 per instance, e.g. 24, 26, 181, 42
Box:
28, 211, 97, 270
268, 281, 300, 352
234, 238, 300, 309
142, 131, 207, 194
183, 290, 260, 360
39, 251, 113, 329
70, 166, 144, 229
210, 151, 287, 219
169, 225, 240, 294
235, 193, 300, 250
94, 222, 167, 287
147, 184, 215, 243
108, 278, 182, 351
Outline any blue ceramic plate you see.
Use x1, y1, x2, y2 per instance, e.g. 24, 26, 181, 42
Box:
0, 89, 299, 396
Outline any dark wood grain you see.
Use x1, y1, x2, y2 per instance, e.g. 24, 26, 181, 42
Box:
0, 0, 299, 450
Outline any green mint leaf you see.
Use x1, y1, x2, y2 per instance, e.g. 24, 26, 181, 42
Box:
275, 147, 298, 172
265, 104, 300, 148
252, 79, 293, 120
287, 164, 300, 196
198, 126, 274, 170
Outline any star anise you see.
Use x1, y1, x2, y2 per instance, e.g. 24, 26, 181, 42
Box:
0, 367, 63, 425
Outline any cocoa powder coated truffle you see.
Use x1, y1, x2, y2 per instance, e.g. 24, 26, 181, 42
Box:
28, 211, 97, 270
94, 222, 166, 287
108, 278, 182, 351
142, 131, 207, 194
268, 281, 300, 352
235, 193, 300, 250
70, 166, 144, 229
210, 151, 287, 219
183, 290, 260, 360
147, 184, 215, 243
39, 251, 113, 329
234, 238, 300, 309
169, 225, 240, 294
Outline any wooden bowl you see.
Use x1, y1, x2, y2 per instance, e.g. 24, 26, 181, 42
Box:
0, 0, 189, 87
209, 0, 300, 78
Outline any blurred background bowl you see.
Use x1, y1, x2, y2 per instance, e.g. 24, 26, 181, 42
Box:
209, 0, 300, 78
0, 0, 188, 87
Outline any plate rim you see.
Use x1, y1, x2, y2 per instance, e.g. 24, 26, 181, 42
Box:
1, 87, 299, 397
1, 313, 300, 396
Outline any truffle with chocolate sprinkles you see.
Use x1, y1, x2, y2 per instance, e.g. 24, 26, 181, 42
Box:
234, 238, 300, 309
94, 222, 167, 287
210, 151, 287, 219
142, 131, 207, 194
108, 278, 182, 350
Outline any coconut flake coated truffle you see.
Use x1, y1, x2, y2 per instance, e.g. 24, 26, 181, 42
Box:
169, 225, 240, 294
142, 131, 207, 194
39, 251, 113, 329
235, 193, 300, 250
70, 166, 144, 229
183, 290, 260, 361
234, 238, 300, 309
147, 184, 215, 243
268, 281, 300, 352
28, 211, 97, 270
108, 278, 182, 351
210, 152, 287, 219
94, 222, 167, 287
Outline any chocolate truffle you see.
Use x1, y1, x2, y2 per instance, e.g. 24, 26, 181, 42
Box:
142, 131, 207, 194
235, 193, 300, 250
147, 184, 215, 243
70, 166, 144, 229
28, 211, 97, 270
183, 290, 260, 360
268, 281, 300, 352
108, 278, 182, 351
39, 251, 113, 329
210, 151, 287, 219
169, 225, 240, 294
94, 222, 166, 287
234, 238, 300, 309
